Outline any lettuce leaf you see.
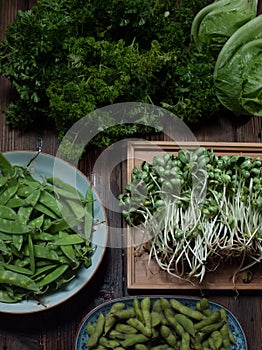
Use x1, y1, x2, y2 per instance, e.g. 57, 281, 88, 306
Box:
191, 0, 258, 56
214, 14, 262, 116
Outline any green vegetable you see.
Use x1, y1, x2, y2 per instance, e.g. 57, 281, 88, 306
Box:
0, 0, 219, 148
191, 0, 258, 56
119, 147, 262, 283
86, 297, 236, 349
0, 152, 95, 303
214, 14, 262, 117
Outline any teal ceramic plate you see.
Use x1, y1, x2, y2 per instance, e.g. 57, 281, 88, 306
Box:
0, 151, 108, 314
75, 296, 248, 350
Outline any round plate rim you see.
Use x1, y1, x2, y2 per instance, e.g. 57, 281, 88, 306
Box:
0, 151, 108, 314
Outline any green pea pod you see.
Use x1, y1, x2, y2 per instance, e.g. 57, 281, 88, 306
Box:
38, 190, 62, 217
49, 217, 81, 233
86, 321, 96, 336
0, 290, 23, 303
47, 177, 85, 200
0, 176, 8, 188
0, 240, 11, 255
220, 309, 236, 344
0, 269, 39, 291
0, 218, 31, 234
127, 318, 151, 337
0, 205, 17, 220
220, 324, 231, 350
99, 337, 120, 348
55, 233, 86, 245
6, 195, 24, 208
3, 263, 32, 276
24, 189, 41, 207
195, 310, 221, 330
133, 297, 144, 323
12, 234, 23, 251
57, 231, 77, 265
181, 332, 190, 350
104, 302, 126, 334
121, 334, 149, 347
211, 330, 223, 349
29, 214, 45, 230
87, 312, 105, 348
0, 153, 15, 176
0, 182, 19, 205
115, 323, 138, 334
37, 264, 69, 288
140, 298, 151, 336
34, 203, 58, 219
32, 264, 58, 280
150, 311, 162, 328
113, 307, 135, 320
170, 299, 205, 320
28, 234, 35, 274
28, 244, 60, 261
175, 313, 195, 337
135, 344, 148, 350
17, 206, 33, 224
17, 185, 36, 198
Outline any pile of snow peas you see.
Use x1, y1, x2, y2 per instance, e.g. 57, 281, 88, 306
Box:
119, 147, 262, 283
86, 297, 236, 349
0, 153, 94, 303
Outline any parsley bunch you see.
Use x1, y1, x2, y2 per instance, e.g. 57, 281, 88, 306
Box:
0, 0, 219, 146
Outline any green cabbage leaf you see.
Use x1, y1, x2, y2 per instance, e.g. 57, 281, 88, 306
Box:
214, 14, 262, 116
191, 0, 258, 56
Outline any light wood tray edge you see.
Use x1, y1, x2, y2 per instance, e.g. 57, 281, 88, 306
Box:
126, 141, 262, 291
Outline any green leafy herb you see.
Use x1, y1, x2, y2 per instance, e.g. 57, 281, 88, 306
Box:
0, 0, 219, 147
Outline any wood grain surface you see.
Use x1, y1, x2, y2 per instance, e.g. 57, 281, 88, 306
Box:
0, 1, 262, 350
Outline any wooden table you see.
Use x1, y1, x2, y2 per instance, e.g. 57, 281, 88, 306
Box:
1, 2, 262, 350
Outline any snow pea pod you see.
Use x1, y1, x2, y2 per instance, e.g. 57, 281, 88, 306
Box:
3, 263, 32, 275
28, 234, 35, 274
17, 206, 33, 224
0, 218, 31, 234
34, 203, 58, 219
0, 205, 17, 220
54, 233, 86, 245
0, 182, 18, 205
6, 195, 24, 208
0, 290, 23, 303
24, 189, 41, 207
38, 190, 62, 217
37, 264, 69, 288
47, 177, 85, 200
29, 214, 45, 230
12, 234, 23, 251
24, 244, 60, 261
0, 269, 39, 291
57, 231, 77, 265
49, 216, 82, 233
0, 176, 8, 188
0, 240, 10, 255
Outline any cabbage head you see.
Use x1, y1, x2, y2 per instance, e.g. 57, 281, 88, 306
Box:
214, 14, 262, 116
191, 0, 258, 56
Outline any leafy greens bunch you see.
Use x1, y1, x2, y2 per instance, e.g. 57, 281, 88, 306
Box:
0, 0, 219, 146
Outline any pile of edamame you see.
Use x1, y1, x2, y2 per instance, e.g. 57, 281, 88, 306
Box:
119, 147, 262, 284
86, 297, 236, 349
0, 153, 94, 303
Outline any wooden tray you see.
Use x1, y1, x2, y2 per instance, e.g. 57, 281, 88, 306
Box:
126, 141, 262, 290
